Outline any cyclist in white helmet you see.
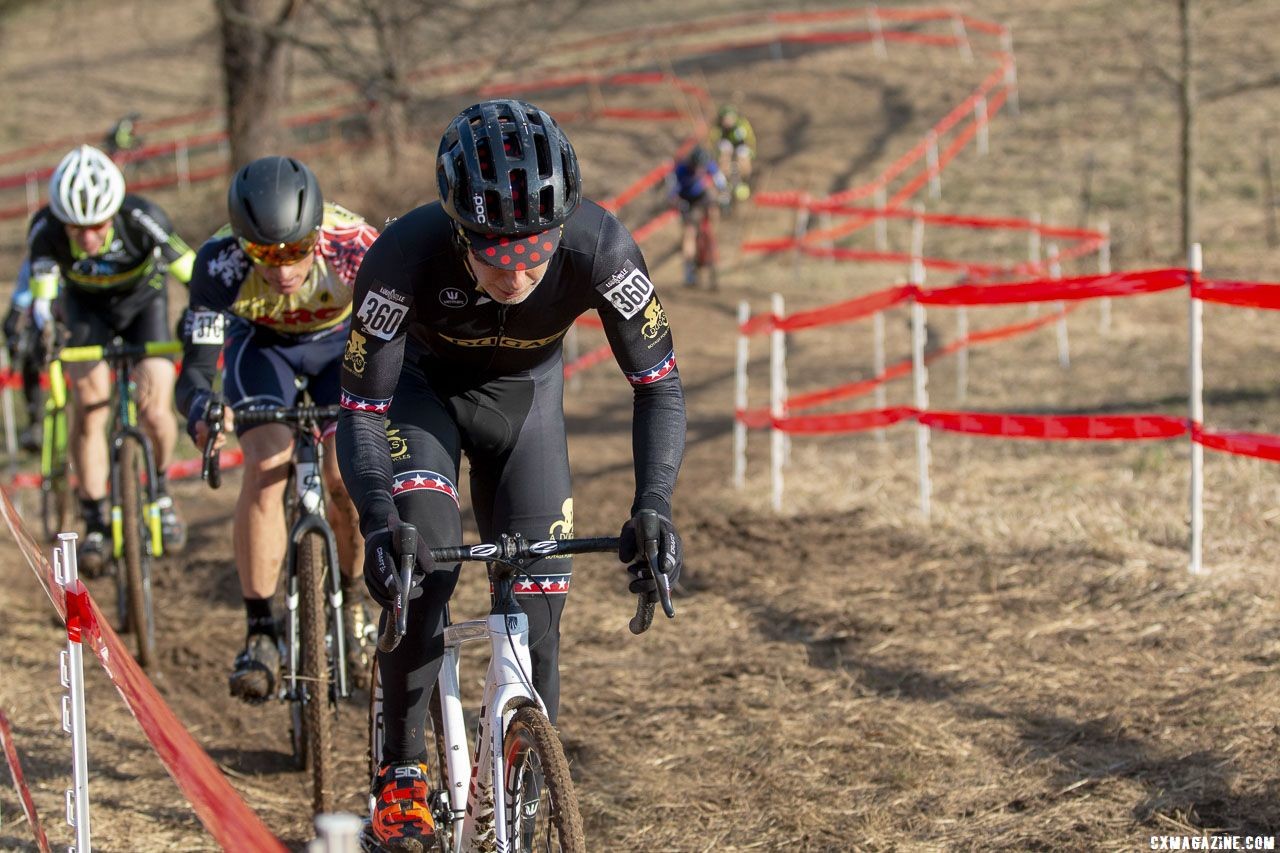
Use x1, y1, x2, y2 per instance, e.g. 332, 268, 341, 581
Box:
24, 144, 196, 574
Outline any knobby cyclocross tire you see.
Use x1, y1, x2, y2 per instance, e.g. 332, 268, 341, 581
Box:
118, 439, 155, 668
40, 479, 71, 544
696, 217, 720, 290
297, 528, 333, 815
502, 705, 585, 853
40, 409, 71, 543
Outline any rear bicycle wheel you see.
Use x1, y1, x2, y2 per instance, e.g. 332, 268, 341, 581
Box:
118, 438, 155, 668
297, 528, 334, 815
696, 216, 720, 291
502, 705, 584, 853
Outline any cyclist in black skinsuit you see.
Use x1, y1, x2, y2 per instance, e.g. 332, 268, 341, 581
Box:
337, 99, 687, 851
25, 144, 195, 574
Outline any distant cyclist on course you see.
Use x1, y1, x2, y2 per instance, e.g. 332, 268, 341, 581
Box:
666, 144, 726, 287
25, 144, 195, 573
713, 103, 755, 201
177, 156, 378, 700
337, 99, 687, 850
4, 260, 48, 452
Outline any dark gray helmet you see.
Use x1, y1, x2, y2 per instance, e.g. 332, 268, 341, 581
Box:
227, 156, 323, 244
436, 99, 581, 237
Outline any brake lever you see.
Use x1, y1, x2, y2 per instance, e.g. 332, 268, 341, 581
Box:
378, 522, 418, 653
627, 510, 674, 635
201, 399, 224, 490
638, 510, 675, 619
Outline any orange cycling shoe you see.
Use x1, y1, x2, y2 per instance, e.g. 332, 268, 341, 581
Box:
372, 760, 437, 852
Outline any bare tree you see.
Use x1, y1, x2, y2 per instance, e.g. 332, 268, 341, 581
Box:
1178, 0, 1195, 255
217, 0, 307, 169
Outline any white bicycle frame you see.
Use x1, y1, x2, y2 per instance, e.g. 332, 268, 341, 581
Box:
372, 605, 547, 853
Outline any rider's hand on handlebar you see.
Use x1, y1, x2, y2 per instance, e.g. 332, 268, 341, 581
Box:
192, 404, 234, 452
364, 509, 436, 610
618, 512, 683, 599
30, 298, 52, 332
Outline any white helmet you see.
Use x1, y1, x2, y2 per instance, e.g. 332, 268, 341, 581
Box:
48, 145, 125, 226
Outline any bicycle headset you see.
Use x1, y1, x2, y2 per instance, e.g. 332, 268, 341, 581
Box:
227, 155, 324, 245
436, 99, 581, 239
48, 144, 125, 227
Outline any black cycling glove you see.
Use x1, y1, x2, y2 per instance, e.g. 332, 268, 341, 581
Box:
618, 512, 682, 598
363, 508, 436, 610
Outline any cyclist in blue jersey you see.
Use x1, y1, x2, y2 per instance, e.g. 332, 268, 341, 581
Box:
666, 145, 726, 287
4, 260, 48, 452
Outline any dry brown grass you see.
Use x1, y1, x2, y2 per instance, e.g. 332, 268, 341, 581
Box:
2, 1, 1280, 851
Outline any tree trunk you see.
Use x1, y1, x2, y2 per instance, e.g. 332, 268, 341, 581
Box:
220, 0, 298, 169
1178, 0, 1195, 257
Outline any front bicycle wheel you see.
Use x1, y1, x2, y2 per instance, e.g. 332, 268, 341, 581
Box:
118, 438, 155, 668
297, 528, 333, 815
502, 705, 585, 853
40, 408, 70, 543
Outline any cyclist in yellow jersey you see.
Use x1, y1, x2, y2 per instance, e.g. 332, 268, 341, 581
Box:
25, 145, 196, 573
713, 104, 756, 201
176, 156, 378, 699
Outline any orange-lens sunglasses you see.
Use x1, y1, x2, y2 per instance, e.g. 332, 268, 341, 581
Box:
239, 229, 320, 266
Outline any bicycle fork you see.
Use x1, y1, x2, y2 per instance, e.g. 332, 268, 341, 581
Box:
109, 425, 162, 560
282, 454, 349, 701
458, 607, 544, 853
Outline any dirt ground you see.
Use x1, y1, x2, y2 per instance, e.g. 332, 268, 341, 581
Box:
3, 1, 1280, 851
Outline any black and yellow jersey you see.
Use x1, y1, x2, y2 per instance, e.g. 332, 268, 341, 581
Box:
25, 194, 194, 300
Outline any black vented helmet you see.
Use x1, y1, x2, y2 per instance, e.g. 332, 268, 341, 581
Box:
227, 156, 323, 244
437, 100, 581, 237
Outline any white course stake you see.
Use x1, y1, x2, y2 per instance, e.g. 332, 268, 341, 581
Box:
1027, 213, 1041, 317
1049, 243, 1069, 368
1001, 30, 1020, 115
874, 185, 888, 251
911, 204, 925, 269
770, 293, 786, 511
910, 261, 931, 521
54, 533, 90, 853
1188, 243, 1205, 575
311, 814, 362, 853
1099, 220, 1112, 333
873, 310, 886, 443
975, 96, 989, 156
926, 132, 941, 200
956, 307, 969, 402
952, 12, 974, 64
867, 5, 888, 59
733, 301, 750, 488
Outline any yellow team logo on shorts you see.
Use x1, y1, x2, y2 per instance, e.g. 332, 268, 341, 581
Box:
344, 329, 368, 376
386, 425, 409, 459
549, 498, 574, 540
641, 299, 669, 341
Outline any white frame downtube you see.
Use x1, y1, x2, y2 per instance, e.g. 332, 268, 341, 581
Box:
437, 609, 546, 853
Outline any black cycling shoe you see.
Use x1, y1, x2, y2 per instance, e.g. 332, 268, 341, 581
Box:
157, 493, 187, 553
18, 423, 41, 454
229, 633, 280, 703
77, 529, 109, 579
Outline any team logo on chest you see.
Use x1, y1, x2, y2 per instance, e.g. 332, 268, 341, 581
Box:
439, 288, 468, 309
